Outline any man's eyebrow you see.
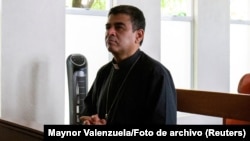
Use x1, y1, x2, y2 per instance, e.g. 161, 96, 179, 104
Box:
114, 22, 125, 25
106, 22, 125, 26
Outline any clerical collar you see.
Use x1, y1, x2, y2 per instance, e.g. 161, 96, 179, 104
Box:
112, 49, 141, 70
113, 63, 119, 70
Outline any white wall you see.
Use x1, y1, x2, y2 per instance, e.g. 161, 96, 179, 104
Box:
1, 0, 65, 124
178, 0, 230, 124
195, 0, 230, 92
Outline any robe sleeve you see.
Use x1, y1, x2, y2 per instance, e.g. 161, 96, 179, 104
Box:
149, 67, 177, 124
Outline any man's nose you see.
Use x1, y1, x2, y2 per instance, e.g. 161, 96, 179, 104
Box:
106, 27, 116, 35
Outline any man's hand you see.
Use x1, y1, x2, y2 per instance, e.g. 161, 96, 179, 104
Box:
80, 114, 107, 125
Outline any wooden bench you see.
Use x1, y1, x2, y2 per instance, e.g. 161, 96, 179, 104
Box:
0, 118, 43, 141
177, 89, 250, 123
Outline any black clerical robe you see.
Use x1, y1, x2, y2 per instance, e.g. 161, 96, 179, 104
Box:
82, 50, 177, 125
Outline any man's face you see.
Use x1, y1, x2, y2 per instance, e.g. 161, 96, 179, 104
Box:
105, 14, 143, 56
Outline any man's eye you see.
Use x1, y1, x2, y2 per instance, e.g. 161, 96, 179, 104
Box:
106, 26, 110, 30
115, 26, 123, 30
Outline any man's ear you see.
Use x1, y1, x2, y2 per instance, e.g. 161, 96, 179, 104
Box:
135, 29, 144, 44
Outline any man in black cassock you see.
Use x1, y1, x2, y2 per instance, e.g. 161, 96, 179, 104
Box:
80, 5, 177, 125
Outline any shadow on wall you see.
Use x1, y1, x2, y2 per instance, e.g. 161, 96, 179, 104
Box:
15, 59, 52, 123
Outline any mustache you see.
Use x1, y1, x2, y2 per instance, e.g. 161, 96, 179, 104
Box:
106, 36, 116, 42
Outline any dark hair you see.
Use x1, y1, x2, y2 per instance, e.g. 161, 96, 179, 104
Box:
108, 5, 146, 45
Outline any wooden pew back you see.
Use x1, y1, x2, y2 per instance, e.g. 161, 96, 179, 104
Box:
177, 89, 250, 123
